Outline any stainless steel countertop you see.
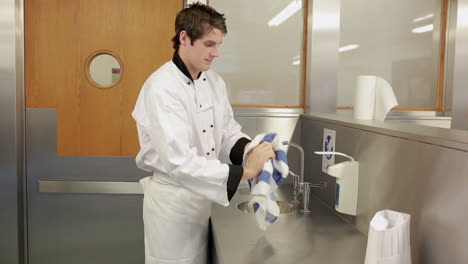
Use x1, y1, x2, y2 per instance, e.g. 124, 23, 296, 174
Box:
211, 184, 367, 264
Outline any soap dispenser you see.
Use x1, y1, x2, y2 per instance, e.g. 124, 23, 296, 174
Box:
315, 151, 359, 216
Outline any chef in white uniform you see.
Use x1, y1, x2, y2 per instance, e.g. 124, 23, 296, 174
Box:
132, 3, 276, 264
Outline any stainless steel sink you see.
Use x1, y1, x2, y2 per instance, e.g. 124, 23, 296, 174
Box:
237, 201, 294, 214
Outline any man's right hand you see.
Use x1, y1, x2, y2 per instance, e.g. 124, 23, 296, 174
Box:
242, 142, 276, 180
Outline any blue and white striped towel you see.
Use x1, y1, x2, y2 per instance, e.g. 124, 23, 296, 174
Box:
242, 133, 289, 230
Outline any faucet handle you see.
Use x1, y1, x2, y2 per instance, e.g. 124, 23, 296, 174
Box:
309, 182, 327, 189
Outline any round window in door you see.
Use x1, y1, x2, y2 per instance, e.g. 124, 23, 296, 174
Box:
85, 50, 123, 88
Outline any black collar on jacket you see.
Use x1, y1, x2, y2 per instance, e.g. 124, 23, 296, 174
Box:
172, 51, 202, 82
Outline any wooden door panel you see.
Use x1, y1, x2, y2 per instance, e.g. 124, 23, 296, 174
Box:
26, 0, 183, 156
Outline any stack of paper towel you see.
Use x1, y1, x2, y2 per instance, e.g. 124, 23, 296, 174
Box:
354, 75, 399, 121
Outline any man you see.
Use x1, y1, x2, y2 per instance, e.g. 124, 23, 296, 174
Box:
132, 3, 275, 263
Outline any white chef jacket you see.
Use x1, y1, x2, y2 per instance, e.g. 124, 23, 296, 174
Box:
132, 54, 250, 206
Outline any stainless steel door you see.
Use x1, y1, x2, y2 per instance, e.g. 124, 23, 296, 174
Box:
26, 109, 148, 264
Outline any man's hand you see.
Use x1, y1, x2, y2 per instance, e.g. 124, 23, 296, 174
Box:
242, 142, 276, 180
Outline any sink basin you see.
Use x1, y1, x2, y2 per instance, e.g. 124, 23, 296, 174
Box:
237, 201, 294, 214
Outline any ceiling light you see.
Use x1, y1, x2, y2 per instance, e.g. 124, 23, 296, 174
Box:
268, 0, 302, 27
413, 13, 433, 22
339, 44, 359, 53
412, 24, 433, 33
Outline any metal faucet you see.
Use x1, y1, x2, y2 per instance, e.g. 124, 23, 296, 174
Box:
283, 141, 326, 213
282, 141, 304, 204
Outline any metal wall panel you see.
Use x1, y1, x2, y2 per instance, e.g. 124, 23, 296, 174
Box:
444, 0, 458, 114
451, 0, 468, 130
0, 0, 24, 263
306, 0, 340, 114
301, 116, 468, 264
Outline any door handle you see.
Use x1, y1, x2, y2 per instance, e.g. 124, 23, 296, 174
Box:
38, 180, 143, 194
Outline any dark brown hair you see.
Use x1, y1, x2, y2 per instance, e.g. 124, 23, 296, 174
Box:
172, 2, 227, 50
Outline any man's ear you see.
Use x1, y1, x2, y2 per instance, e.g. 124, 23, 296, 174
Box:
179, 30, 190, 47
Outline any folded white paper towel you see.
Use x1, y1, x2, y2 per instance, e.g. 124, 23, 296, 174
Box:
354, 75, 398, 121
364, 210, 411, 264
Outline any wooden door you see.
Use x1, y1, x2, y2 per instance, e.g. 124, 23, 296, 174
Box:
26, 0, 183, 156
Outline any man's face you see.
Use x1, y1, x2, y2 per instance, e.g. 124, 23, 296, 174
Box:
181, 28, 223, 76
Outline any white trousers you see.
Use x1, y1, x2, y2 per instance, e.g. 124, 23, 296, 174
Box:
140, 176, 211, 264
